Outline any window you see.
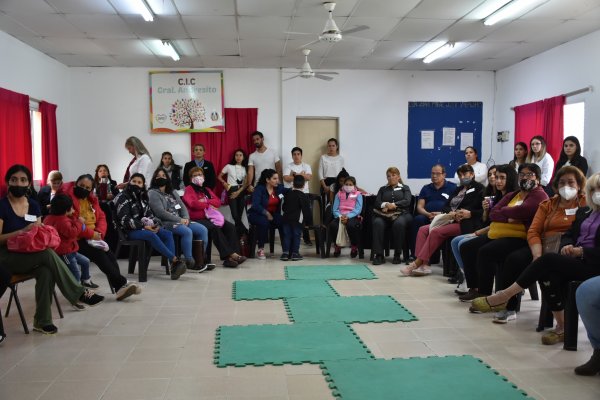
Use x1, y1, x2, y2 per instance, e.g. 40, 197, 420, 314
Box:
563, 102, 585, 153
30, 107, 43, 183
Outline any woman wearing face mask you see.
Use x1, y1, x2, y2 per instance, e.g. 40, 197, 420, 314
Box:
182, 167, 245, 267
553, 136, 588, 179
526, 135, 554, 188
37, 170, 63, 216
402, 164, 484, 276
454, 146, 488, 186
470, 166, 586, 323
459, 163, 548, 302
509, 142, 528, 173
328, 176, 363, 258
115, 173, 186, 280
67, 174, 142, 298
471, 172, 600, 346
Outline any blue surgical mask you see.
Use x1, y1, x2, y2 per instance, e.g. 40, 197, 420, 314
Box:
460, 178, 472, 186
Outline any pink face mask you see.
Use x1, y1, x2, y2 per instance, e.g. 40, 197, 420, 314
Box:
343, 185, 355, 193
192, 176, 205, 186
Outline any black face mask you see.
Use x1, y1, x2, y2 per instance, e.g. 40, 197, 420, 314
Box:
128, 185, 142, 195
74, 186, 91, 199
8, 185, 28, 198
519, 179, 536, 191
154, 178, 168, 187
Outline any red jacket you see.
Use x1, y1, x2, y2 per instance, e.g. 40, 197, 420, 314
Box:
182, 185, 220, 220
43, 214, 85, 255
60, 182, 108, 239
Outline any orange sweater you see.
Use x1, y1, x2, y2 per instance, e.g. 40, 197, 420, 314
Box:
527, 194, 586, 246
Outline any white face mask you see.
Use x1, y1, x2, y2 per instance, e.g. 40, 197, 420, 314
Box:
343, 185, 354, 193
558, 186, 577, 201
593, 192, 600, 206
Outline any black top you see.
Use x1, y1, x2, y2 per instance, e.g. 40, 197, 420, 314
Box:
282, 190, 313, 226
441, 181, 484, 234
36, 185, 52, 216
183, 159, 216, 189
560, 206, 600, 263
554, 156, 588, 178
373, 183, 412, 213
0, 197, 42, 234
166, 164, 183, 190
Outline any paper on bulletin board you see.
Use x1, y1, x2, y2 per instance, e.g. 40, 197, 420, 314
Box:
421, 130, 434, 149
442, 127, 456, 146
460, 132, 473, 150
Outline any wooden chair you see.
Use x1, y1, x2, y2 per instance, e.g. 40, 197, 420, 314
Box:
4, 274, 63, 334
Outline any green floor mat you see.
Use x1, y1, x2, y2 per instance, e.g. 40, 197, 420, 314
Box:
321, 356, 533, 400
285, 295, 417, 323
233, 279, 338, 300
284, 265, 376, 280
215, 322, 373, 367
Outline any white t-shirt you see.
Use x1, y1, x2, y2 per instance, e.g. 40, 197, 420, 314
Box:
318, 154, 344, 180
221, 164, 247, 186
129, 154, 153, 187
248, 148, 280, 185
283, 162, 312, 192
532, 153, 555, 186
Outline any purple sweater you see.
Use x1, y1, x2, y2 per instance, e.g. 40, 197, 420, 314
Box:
489, 186, 548, 229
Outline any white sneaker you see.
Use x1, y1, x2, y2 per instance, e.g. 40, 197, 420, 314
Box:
493, 310, 517, 324
257, 248, 266, 260
455, 281, 468, 295
116, 283, 141, 301
411, 266, 432, 276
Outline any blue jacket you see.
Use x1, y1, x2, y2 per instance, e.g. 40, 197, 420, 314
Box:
249, 184, 289, 217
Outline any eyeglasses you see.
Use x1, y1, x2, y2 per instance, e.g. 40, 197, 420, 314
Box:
431, 172, 443, 176
518, 172, 535, 178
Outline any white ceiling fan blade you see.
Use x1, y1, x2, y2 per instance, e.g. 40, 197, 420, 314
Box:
284, 31, 314, 35
341, 25, 369, 35
297, 39, 321, 49
283, 75, 301, 81
316, 72, 338, 75
314, 74, 334, 81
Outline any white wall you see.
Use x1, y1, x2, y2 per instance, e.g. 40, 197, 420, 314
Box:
494, 29, 600, 174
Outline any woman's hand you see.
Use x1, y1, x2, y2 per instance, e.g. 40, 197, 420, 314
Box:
482, 199, 490, 211
230, 190, 240, 200
457, 209, 471, 220
79, 217, 86, 224
266, 211, 273, 221
341, 215, 348, 225
561, 245, 583, 258
180, 218, 189, 225
144, 225, 158, 232
92, 231, 102, 240
116, 182, 127, 190
387, 203, 397, 211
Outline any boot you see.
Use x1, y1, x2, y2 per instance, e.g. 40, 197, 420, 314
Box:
190, 240, 205, 271
574, 349, 600, 376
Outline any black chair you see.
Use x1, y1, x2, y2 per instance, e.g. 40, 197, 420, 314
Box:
325, 194, 365, 259
244, 194, 276, 258
536, 280, 581, 351
305, 193, 325, 257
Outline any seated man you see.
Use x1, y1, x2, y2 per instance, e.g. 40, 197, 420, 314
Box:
409, 164, 456, 260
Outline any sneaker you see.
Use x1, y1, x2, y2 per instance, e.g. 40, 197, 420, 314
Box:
455, 281, 469, 295
205, 263, 217, 271
116, 283, 140, 301
182, 256, 196, 270
81, 279, 99, 289
79, 289, 104, 306
458, 289, 482, 302
189, 263, 208, 273
541, 329, 565, 345
71, 302, 86, 311
280, 253, 289, 261
257, 248, 266, 260
0, 333, 5, 344
392, 254, 402, 264
33, 324, 58, 335
291, 253, 303, 261
350, 246, 358, 258
170, 259, 187, 280
372, 254, 385, 265
333, 245, 341, 257
411, 266, 432, 276
304, 240, 313, 246
493, 310, 517, 324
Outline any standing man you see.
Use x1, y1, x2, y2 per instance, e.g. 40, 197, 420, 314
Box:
247, 131, 282, 192
283, 147, 313, 245
409, 164, 457, 260
183, 144, 216, 189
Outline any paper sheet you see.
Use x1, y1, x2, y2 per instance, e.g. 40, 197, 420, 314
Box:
421, 130, 434, 149
442, 127, 456, 146
460, 132, 473, 150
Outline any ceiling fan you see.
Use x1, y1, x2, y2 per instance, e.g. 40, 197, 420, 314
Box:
283, 49, 338, 81
287, 2, 369, 49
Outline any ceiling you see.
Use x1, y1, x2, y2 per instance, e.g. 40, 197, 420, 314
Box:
1, 0, 600, 71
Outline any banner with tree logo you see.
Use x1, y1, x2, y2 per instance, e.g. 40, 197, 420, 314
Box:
150, 70, 224, 133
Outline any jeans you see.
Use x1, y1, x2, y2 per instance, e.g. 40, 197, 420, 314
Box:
282, 223, 302, 255
450, 234, 478, 270
62, 252, 91, 282
127, 228, 175, 260
576, 276, 600, 349
248, 212, 284, 250
170, 222, 208, 259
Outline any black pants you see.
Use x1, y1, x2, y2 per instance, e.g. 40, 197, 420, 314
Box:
516, 253, 600, 311
78, 239, 127, 291
461, 235, 528, 294
501, 246, 533, 311
0, 263, 10, 336
329, 217, 362, 247
197, 219, 239, 260
227, 188, 248, 237
371, 214, 413, 255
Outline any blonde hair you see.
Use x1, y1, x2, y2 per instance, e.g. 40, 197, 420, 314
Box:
585, 173, 600, 212
526, 135, 547, 163
125, 136, 152, 160
46, 170, 62, 184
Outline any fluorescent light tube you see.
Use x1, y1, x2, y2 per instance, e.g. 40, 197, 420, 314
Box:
483, 0, 544, 26
423, 42, 455, 64
162, 40, 180, 61
134, 0, 154, 22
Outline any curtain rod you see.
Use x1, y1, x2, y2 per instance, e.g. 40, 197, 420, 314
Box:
511, 86, 593, 110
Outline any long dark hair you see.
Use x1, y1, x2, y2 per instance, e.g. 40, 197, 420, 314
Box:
513, 142, 528, 162
557, 136, 583, 165
483, 165, 497, 197
333, 168, 350, 194
495, 164, 518, 200
76, 174, 95, 189
127, 173, 149, 201
4, 164, 32, 184
94, 164, 113, 186
257, 168, 277, 186
228, 148, 248, 169
150, 167, 174, 193
464, 146, 479, 162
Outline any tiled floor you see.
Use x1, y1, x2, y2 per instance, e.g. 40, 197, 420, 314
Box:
1, 246, 600, 400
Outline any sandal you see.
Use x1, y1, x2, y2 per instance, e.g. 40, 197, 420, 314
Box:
400, 262, 418, 276
541, 329, 564, 345
469, 296, 507, 313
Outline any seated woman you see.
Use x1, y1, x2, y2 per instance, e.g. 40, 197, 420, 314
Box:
481, 166, 587, 323
329, 176, 363, 258
93, 164, 119, 202
0, 165, 103, 335
159, 151, 184, 190
66, 174, 141, 299
451, 164, 518, 294
247, 169, 288, 260
471, 172, 600, 346
37, 170, 63, 216
115, 173, 186, 280
148, 167, 213, 272
459, 163, 548, 302
182, 167, 245, 267
483, 165, 497, 198
1, 263, 11, 343
403, 164, 484, 277
575, 275, 600, 375
553, 136, 588, 179
371, 167, 413, 265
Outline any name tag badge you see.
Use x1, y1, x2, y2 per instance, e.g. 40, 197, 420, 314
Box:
441, 193, 449, 199
565, 208, 578, 216
514, 200, 524, 206
349, 194, 358, 198
466, 188, 475, 194
24, 214, 37, 222
174, 204, 182, 210
394, 187, 403, 191
278, 194, 284, 199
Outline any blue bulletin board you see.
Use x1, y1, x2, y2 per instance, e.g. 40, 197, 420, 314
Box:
407, 102, 482, 179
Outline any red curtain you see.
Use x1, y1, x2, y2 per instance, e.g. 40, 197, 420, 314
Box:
39, 101, 59, 184
0, 87, 32, 196
514, 100, 544, 147
190, 108, 257, 196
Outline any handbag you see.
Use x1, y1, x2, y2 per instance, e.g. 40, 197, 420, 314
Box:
372, 208, 403, 221
205, 207, 225, 227
220, 189, 229, 206
336, 219, 350, 247
7, 225, 60, 253
429, 213, 455, 230
541, 233, 562, 254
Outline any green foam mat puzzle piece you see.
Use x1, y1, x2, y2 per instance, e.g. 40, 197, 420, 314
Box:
284, 295, 418, 323
284, 265, 376, 280
215, 322, 373, 367
233, 279, 338, 300
320, 356, 534, 400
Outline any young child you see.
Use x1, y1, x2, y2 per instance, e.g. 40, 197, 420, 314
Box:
44, 194, 98, 288
281, 175, 312, 261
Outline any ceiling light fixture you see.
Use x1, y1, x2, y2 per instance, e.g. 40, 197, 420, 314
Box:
423, 42, 456, 64
134, 0, 154, 22
162, 40, 180, 61
483, 0, 546, 26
